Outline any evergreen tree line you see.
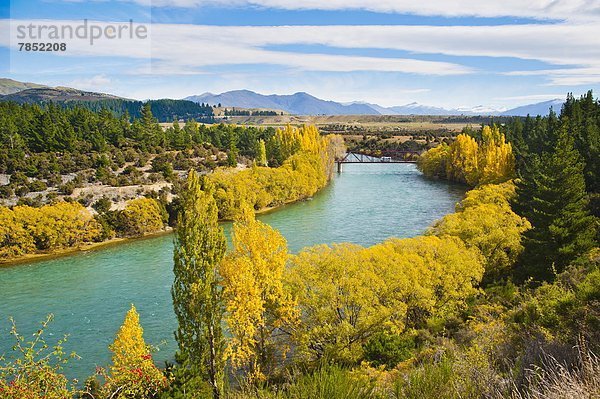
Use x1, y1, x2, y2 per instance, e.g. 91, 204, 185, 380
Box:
49, 98, 214, 123
0, 101, 278, 179
499, 91, 599, 282
0, 101, 269, 155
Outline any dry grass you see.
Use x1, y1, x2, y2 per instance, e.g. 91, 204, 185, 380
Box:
503, 347, 600, 399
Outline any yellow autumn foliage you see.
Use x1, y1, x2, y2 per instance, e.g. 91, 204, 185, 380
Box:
416, 143, 449, 179
119, 198, 165, 237
102, 305, 167, 398
429, 182, 531, 282
478, 126, 516, 185
418, 126, 515, 186
446, 134, 480, 185
286, 236, 483, 364
0, 201, 101, 259
221, 204, 297, 381
210, 125, 343, 219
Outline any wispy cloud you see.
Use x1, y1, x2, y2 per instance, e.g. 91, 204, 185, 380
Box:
3, 18, 600, 85
505, 67, 600, 86
143, 22, 600, 84
67, 74, 112, 91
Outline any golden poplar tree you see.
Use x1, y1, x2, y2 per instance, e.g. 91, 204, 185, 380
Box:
221, 204, 297, 381
446, 134, 479, 185
103, 305, 166, 398
421, 127, 515, 187
257, 139, 268, 166
478, 126, 515, 184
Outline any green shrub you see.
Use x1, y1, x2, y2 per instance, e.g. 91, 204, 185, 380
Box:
364, 332, 417, 368
28, 179, 48, 192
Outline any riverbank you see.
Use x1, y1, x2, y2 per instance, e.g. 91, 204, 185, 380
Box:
0, 228, 174, 268
0, 193, 321, 267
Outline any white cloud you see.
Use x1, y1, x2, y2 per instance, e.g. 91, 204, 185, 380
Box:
67, 74, 112, 90
1, 19, 473, 76
151, 22, 600, 84
3, 19, 600, 85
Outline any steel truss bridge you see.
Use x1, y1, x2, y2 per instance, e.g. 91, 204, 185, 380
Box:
336, 150, 420, 172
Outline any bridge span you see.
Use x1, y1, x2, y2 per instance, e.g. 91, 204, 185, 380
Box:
335, 150, 421, 172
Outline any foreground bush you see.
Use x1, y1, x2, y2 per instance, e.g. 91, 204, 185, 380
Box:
286, 236, 483, 364
277, 366, 375, 399
510, 348, 600, 399
0, 315, 77, 399
229, 366, 375, 399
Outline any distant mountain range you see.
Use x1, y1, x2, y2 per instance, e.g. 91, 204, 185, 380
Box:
186, 90, 377, 115
497, 99, 565, 117
186, 90, 564, 117
0, 78, 564, 117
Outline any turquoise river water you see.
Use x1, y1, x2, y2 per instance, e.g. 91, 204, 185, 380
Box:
0, 163, 466, 381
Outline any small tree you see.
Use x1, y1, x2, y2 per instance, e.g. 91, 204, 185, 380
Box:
101, 305, 167, 398
227, 140, 238, 167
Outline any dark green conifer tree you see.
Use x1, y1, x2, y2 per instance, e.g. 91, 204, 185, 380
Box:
513, 128, 597, 282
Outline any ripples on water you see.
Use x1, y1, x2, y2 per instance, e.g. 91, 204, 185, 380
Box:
0, 163, 465, 380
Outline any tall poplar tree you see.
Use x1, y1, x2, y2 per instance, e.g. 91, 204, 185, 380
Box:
220, 204, 296, 381
172, 170, 226, 399
256, 139, 268, 167
513, 128, 597, 282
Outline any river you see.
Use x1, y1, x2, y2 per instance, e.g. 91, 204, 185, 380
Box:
0, 163, 466, 381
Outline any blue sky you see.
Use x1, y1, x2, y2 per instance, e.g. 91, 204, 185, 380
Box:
1, 0, 599, 109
